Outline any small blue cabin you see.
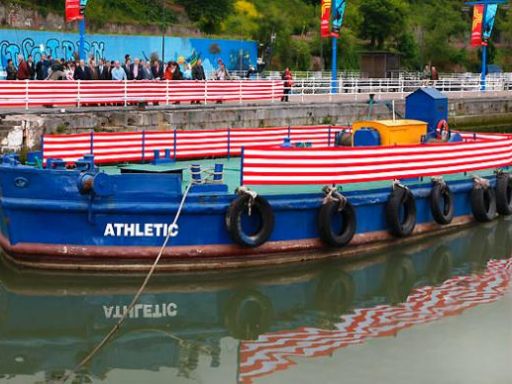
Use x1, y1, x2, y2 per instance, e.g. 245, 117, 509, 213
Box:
405, 88, 448, 135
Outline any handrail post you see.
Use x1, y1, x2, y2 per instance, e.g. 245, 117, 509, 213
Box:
141, 130, 146, 162
77, 80, 81, 108
204, 80, 208, 105
240, 147, 245, 186
90, 129, 94, 155
271, 80, 275, 103
25, 80, 29, 110
166, 80, 170, 106
227, 126, 231, 159
173, 127, 177, 160
124, 80, 128, 107
239, 80, 243, 105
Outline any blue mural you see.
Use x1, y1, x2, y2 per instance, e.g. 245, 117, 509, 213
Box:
0, 29, 257, 76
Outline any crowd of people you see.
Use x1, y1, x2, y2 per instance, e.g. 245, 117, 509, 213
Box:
4, 54, 237, 82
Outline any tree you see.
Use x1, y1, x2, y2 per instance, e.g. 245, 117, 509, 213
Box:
177, 0, 234, 34
358, 0, 406, 49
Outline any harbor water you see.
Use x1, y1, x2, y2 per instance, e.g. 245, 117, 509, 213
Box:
0, 219, 511, 384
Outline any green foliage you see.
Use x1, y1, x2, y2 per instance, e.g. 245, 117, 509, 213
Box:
7, 0, 512, 71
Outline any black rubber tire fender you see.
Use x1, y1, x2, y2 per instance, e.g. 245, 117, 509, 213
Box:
427, 246, 453, 286
496, 173, 512, 216
318, 200, 357, 247
471, 186, 496, 223
224, 290, 273, 340
383, 256, 416, 305
430, 182, 455, 225
226, 194, 274, 248
386, 187, 417, 237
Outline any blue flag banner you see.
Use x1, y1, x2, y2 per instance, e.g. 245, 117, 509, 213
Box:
482, 4, 498, 40
332, 0, 347, 33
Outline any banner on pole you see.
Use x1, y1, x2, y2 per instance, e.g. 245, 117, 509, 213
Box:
320, 0, 332, 38
483, 4, 498, 40
470, 4, 484, 46
331, 0, 347, 37
65, 0, 82, 22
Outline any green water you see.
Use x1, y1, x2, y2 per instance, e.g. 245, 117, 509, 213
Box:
1, 219, 511, 384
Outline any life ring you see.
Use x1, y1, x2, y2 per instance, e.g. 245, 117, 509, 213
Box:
224, 290, 273, 340
427, 246, 453, 286
430, 181, 454, 225
314, 269, 355, 317
318, 200, 357, 247
226, 194, 274, 248
386, 187, 416, 237
495, 173, 512, 216
470, 182, 496, 223
437, 119, 450, 141
383, 256, 416, 305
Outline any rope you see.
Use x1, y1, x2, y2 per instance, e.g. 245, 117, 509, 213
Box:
431, 176, 446, 187
322, 185, 346, 210
236, 186, 258, 216
56, 182, 194, 384
472, 175, 490, 189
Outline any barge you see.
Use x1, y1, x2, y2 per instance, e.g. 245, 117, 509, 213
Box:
0, 88, 511, 271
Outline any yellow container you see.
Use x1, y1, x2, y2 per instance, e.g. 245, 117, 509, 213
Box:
352, 119, 428, 146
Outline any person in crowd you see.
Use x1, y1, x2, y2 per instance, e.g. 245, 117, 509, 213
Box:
130, 58, 143, 80
64, 61, 75, 80
281, 67, 293, 102
192, 59, 206, 81
151, 60, 163, 80
123, 58, 133, 80
89, 59, 99, 80
141, 61, 154, 80
27, 55, 36, 79
431, 66, 439, 82
36, 54, 51, 80
47, 60, 66, 80
111, 61, 127, 81
73, 59, 92, 80
214, 59, 230, 80
164, 61, 183, 80
16, 55, 31, 80
96, 59, 110, 80
246, 65, 257, 79
6, 59, 17, 80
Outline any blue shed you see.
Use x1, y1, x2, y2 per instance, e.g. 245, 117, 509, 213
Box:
405, 88, 448, 136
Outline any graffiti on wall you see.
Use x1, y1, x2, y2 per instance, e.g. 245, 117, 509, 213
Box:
0, 29, 257, 76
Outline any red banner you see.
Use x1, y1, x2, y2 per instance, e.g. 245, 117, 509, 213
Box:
65, 0, 82, 22
321, 0, 332, 38
471, 4, 484, 47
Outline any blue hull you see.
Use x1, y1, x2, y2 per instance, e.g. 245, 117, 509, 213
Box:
0, 158, 499, 270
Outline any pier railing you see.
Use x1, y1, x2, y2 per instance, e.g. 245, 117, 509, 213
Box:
0, 80, 285, 109
42, 125, 347, 164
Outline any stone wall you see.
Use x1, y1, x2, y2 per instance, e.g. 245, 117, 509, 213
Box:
0, 96, 511, 152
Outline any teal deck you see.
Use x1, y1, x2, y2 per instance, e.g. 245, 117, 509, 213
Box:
101, 158, 496, 195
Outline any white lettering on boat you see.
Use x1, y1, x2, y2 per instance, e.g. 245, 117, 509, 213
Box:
103, 303, 178, 319
103, 223, 180, 237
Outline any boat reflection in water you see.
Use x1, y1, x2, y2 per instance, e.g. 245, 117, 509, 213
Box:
0, 219, 511, 383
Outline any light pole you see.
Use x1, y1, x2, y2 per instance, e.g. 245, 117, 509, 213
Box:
466, 0, 507, 91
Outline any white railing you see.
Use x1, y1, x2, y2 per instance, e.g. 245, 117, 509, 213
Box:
290, 77, 512, 101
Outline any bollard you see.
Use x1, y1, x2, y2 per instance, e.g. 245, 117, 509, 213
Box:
213, 163, 224, 183
191, 164, 202, 184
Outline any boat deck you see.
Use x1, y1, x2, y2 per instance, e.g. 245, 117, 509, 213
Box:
101, 157, 495, 195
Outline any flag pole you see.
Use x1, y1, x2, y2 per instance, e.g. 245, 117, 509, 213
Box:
330, 4, 337, 95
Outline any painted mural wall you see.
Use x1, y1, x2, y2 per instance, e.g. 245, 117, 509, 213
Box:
0, 29, 257, 76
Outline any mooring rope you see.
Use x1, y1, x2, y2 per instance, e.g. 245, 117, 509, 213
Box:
56, 182, 194, 384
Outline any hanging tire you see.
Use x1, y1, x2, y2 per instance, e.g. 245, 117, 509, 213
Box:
496, 173, 512, 216
226, 194, 274, 248
386, 187, 416, 237
471, 185, 496, 223
427, 246, 453, 286
318, 200, 357, 247
224, 290, 273, 340
430, 182, 454, 225
315, 269, 355, 317
383, 256, 416, 305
